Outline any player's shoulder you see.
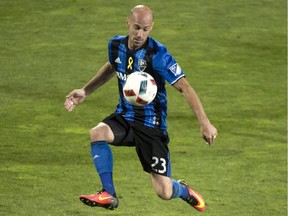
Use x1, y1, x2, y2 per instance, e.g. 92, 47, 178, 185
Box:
108, 35, 127, 47
110, 35, 126, 41
148, 37, 168, 53
108, 35, 128, 45
148, 37, 172, 63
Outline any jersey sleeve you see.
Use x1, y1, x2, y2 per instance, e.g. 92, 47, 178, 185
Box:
152, 46, 185, 85
108, 38, 113, 65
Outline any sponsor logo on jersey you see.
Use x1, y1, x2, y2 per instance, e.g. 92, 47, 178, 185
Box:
116, 71, 127, 81
169, 63, 182, 76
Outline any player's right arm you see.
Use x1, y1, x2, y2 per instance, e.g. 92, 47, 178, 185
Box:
64, 62, 116, 112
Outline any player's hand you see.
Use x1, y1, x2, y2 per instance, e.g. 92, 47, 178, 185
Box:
64, 89, 86, 112
201, 122, 218, 145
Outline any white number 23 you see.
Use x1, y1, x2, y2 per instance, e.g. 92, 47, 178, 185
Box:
151, 156, 166, 174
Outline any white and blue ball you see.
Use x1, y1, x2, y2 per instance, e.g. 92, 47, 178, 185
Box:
123, 71, 157, 106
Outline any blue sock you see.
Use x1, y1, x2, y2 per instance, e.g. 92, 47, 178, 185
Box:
171, 179, 189, 200
91, 141, 115, 196
99, 172, 115, 196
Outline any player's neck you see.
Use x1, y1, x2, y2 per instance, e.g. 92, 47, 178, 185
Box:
127, 37, 148, 50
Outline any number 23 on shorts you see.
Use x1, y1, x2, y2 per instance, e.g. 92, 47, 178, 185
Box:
151, 156, 167, 174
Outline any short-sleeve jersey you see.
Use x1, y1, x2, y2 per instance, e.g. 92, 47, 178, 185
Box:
108, 35, 185, 130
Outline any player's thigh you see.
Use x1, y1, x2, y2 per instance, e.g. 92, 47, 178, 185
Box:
102, 113, 134, 146
134, 126, 171, 176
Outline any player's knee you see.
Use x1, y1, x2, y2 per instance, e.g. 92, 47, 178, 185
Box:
155, 189, 172, 200
153, 184, 173, 200
151, 174, 173, 200
89, 123, 111, 142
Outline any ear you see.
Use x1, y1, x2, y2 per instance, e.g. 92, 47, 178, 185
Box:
126, 18, 130, 27
151, 21, 154, 30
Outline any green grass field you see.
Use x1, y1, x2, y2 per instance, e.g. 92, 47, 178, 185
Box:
0, 0, 286, 215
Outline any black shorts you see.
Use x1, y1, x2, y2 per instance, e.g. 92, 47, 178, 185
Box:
102, 113, 171, 177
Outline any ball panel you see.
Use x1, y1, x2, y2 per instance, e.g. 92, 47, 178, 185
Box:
136, 97, 149, 105
139, 80, 148, 95
124, 89, 137, 96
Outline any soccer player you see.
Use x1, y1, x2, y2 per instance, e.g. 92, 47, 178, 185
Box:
64, 5, 217, 211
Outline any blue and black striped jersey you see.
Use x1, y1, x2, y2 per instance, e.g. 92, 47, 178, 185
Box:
108, 35, 185, 129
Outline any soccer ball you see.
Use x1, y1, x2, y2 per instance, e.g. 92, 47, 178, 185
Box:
123, 71, 157, 106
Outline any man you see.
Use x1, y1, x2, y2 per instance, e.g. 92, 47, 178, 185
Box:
64, 5, 217, 211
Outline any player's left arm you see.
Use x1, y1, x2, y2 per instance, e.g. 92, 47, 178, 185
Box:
173, 77, 218, 145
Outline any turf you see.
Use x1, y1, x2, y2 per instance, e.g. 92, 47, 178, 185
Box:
0, 0, 286, 215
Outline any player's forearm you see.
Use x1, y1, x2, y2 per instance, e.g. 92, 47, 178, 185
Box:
183, 86, 210, 125
174, 78, 210, 125
83, 62, 115, 95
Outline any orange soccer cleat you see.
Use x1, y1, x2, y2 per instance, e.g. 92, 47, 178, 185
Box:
79, 189, 118, 210
178, 180, 206, 211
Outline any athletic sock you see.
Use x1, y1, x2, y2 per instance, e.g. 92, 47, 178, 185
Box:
91, 141, 115, 196
171, 179, 189, 200
99, 172, 115, 196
